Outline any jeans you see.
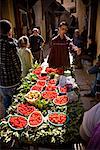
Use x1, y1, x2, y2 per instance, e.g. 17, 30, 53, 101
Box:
91, 79, 96, 96
88, 66, 99, 96
0, 84, 19, 110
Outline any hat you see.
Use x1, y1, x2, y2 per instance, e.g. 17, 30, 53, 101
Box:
32, 28, 38, 32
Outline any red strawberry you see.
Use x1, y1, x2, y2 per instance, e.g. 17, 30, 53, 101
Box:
9, 116, 27, 129
17, 103, 36, 116
48, 113, 66, 124
42, 91, 57, 99
28, 111, 43, 127
36, 80, 46, 87
53, 95, 69, 106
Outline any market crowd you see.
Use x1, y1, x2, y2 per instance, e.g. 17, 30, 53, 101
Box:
0, 19, 100, 149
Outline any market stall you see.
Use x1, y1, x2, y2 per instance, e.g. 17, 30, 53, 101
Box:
0, 63, 84, 149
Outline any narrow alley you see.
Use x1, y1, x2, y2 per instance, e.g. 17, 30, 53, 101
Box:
0, 0, 100, 150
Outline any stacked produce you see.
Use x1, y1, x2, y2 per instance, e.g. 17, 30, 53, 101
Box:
0, 64, 83, 145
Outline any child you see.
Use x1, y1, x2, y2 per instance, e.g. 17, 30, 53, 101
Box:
18, 36, 33, 77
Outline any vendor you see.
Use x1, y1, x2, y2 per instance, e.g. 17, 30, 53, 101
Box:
48, 21, 80, 69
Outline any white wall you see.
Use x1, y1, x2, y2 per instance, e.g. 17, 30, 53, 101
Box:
33, 0, 46, 40
76, 0, 86, 32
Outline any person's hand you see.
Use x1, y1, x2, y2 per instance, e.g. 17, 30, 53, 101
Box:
76, 48, 81, 55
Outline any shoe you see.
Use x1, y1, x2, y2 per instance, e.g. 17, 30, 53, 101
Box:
84, 93, 95, 97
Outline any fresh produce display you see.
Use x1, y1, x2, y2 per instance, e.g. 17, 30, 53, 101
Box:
24, 73, 37, 81
46, 67, 57, 74
32, 67, 42, 75
48, 79, 57, 85
34, 99, 49, 109
56, 68, 64, 75
48, 112, 66, 126
31, 85, 44, 92
36, 80, 46, 87
25, 90, 41, 104
8, 115, 27, 130
28, 111, 43, 127
45, 84, 57, 91
53, 95, 69, 106
0, 64, 83, 145
46, 67, 64, 75
42, 91, 58, 99
17, 103, 36, 116
59, 86, 68, 94
38, 75, 49, 80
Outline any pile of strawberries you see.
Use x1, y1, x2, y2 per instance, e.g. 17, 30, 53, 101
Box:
48, 113, 66, 125
46, 67, 64, 75
17, 103, 36, 116
9, 116, 27, 129
31, 85, 44, 92
59, 86, 68, 93
38, 75, 49, 80
48, 79, 57, 85
53, 95, 69, 106
36, 80, 46, 87
42, 91, 58, 99
45, 84, 57, 91
28, 111, 43, 127
32, 67, 42, 75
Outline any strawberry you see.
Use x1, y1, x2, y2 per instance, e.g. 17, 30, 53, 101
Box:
45, 84, 57, 91
9, 116, 27, 129
31, 85, 43, 92
38, 75, 49, 80
32, 67, 42, 75
42, 91, 58, 99
17, 103, 36, 116
36, 80, 46, 87
48, 113, 66, 124
28, 111, 43, 127
53, 95, 69, 106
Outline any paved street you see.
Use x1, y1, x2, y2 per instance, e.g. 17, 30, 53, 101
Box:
74, 68, 96, 111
